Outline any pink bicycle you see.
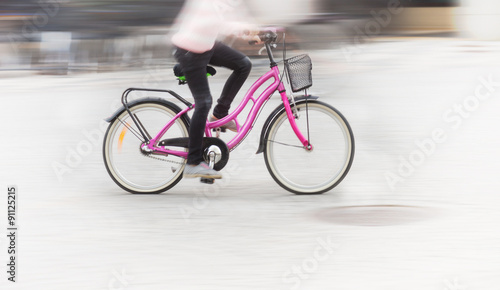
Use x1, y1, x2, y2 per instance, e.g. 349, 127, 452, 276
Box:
103, 31, 355, 195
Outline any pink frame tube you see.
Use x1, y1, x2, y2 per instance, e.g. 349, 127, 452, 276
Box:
147, 66, 309, 158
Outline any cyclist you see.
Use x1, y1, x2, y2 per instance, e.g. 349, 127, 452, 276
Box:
171, 0, 261, 179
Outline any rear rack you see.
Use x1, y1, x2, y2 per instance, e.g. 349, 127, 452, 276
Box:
121, 88, 193, 142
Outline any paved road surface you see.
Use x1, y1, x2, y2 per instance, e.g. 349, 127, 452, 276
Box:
1, 38, 500, 289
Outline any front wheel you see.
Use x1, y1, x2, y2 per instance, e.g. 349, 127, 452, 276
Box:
264, 100, 355, 194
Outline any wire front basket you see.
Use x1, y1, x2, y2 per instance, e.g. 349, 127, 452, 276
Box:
284, 54, 312, 93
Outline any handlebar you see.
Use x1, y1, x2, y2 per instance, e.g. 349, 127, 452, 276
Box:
248, 29, 278, 45
248, 28, 281, 67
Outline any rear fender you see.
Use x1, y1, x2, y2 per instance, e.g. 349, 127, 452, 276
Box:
105, 97, 190, 127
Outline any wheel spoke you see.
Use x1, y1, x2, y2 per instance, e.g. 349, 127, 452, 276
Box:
116, 117, 145, 142
266, 139, 304, 149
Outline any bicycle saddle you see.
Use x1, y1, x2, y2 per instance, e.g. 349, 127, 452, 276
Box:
173, 64, 217, 78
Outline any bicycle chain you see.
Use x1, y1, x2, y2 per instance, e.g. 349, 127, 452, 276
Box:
141, 150, 186, 165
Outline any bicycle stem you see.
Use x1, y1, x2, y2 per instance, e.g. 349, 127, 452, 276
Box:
265, 43, 277, 67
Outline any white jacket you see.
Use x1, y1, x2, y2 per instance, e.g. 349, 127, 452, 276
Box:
171, 0, 256, 53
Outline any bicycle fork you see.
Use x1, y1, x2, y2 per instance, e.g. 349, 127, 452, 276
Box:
279, 88, 313, 151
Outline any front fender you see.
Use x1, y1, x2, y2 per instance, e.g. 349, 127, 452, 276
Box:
256, 95, 318, 154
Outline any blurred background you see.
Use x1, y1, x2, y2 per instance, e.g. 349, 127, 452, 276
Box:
3, 0, 497, 75
3, 2, 500, 289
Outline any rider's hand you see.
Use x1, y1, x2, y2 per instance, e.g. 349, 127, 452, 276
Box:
240, 27, 263, 45
242, 33, 263, 45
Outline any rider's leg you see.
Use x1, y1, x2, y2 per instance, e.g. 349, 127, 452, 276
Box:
209, 42, 252, 119
174, 47, 213, 166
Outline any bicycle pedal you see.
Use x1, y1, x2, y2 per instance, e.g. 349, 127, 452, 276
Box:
200, 177, 215, 184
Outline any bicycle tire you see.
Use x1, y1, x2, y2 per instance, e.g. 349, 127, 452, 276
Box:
263, 100, 354, 195
103, 101, 189, 194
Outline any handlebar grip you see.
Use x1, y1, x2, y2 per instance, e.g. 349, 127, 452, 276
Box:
261, 31, 277, 43
247, 29, 278, 45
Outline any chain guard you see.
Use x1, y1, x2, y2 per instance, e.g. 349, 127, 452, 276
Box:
155, 137, 229, 170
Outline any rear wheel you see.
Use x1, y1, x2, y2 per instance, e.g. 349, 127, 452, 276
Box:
103, 101, 189, 194
264, 100, 354, 194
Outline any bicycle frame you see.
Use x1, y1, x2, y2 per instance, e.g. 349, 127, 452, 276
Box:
123, 47, 311, 159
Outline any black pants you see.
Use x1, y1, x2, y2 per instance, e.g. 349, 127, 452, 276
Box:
174, 42, 252, 165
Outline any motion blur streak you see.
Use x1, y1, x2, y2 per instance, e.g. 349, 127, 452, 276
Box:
2, 0, 500, 289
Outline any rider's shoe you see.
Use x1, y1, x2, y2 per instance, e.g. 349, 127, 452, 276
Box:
209, 115, 237, 132
183, 162, 222, 179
